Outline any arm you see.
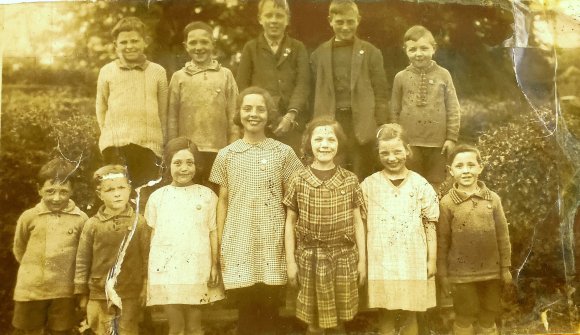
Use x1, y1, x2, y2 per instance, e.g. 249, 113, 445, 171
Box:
437, 201, 452, 294
285, 208, 299, 287
13, 214, 30, 263
226, 70, 240, 142
443, 71, 460, 144
493, 194, 513, 285
74, 220, 94, 297
157, 68, 169, 144
369, 47, 389, 125
287, 41, 311, 116
139, 216, 151, 305
216, 186, 229, 248
390, 73, 403, 124
207, 193, 220, 287
425, 221, 437, 278
236, 42, 253, 91
95, 67, 109, 130
167, 73, 180, 141
353, 207, 367, 287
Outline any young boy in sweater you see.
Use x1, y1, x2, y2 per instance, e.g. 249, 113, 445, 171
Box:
12, 158, 88, 335
236, 0, 310, 153
310, 0, 388, 179
75, 165, 150, 335
438, 145, 512, 335
96, 16, 168, 188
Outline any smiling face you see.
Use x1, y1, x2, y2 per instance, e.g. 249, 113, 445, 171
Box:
258, 0, 289, 41
449, 151, 483, 191
378, 138, 409, 176
404, 36, 436, 69
38, 179, 73, 212
328, 10, 359, 41
184, 29, 214, 67
240, 93, 268, 135
115, 30, 147, 64
170, 149, 196, 187
310, 126, 338, 166
97, 177, 131, 214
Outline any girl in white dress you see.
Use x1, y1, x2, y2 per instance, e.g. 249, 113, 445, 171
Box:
145, 137, 224, 335
360, 124, 439, 335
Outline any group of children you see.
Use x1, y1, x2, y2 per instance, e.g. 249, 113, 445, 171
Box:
12, 0, 513, 335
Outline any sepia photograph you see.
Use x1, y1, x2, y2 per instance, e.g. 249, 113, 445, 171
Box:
0, 0, 579, 334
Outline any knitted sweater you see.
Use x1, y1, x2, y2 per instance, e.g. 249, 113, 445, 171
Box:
391, 61, 460, 147
96, 59, 168, 157
13, 200, 88, 301
167, 60, 239, 151
437, 182, 511, 283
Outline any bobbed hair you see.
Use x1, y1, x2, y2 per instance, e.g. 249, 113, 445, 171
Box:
258, 0, 290, 16
447, 144, 482, 165
301, 117, 347, 163
37, 157, 77, 185
329, 0, 360, 19
403, 25, 437, 48
233, 86, 278, 130
92, 165, 130, 189
183, 21, 214, 42
111, 16, 148, 40
163, 137, 203, 184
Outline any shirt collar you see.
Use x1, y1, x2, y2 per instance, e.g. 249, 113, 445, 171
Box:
406, 60, 437, 74
116, 56, 149, 71
183, 59, 221, 76
95, 204, 135, 221
448, 181, 492, 204
300, 165, 349, 190
227, 138, 280, 153
263, 34, 284, 49
36, 200, 83, 216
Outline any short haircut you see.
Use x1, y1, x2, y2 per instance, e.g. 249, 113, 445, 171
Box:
37, 157, 76, 185
233, 86, 277, 128
329, 0, 360, 18
403, 25, 437, 48
163, 137, 203, 184
301, 117, 347, 162
111, 16, 147, 40
447, 144, 482, 165
258, 0, 290, 16
93, 165, 130, 188
183, 21, 214, 42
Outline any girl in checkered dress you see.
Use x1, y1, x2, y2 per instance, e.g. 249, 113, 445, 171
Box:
284, 118, 367, 335
209, 87, 303, 335
360, 124, 439, 335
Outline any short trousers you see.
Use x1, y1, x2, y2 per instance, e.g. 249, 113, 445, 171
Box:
406, 146, 447, 184
452, 280, 502, 318
86, 298, 140, 335
12, 298, 77, 331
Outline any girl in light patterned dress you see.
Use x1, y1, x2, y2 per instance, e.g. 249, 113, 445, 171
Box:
145, 137, 224, 335
209, 87, 303, 335
284, 118, 367, 335
361, 124, 439, 335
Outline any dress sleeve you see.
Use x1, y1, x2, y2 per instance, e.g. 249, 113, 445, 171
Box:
282, 175, 299, 212
209, 149, 228, 187
144, 190, 158, 229
420, 179, 440, 222
206, 191, 218, 232
282, 148, 304, 189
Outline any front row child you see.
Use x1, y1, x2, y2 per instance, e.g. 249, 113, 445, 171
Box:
75, 165, 150, 335
12, 158, 88, 335
438, 144, 512, 335
284, 118, 367, 335
145, 137, 224, 335
361, 124, 439, 335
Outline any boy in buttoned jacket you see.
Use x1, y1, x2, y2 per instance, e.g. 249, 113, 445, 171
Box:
12, 158, 88, 335
236, 0, 310, 154
310, 0, 389, 179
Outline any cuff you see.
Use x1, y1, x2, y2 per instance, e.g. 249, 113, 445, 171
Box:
74, 283, 89, 295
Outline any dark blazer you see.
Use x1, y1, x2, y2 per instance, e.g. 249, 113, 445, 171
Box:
310, 37, 388, 144
237, 34, 310, 118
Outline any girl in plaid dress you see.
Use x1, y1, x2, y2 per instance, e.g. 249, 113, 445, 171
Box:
361, 124, 439, 335
284, 118, 367, 335
209, 87, 303, 335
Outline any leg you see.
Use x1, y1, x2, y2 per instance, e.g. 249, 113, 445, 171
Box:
399, 311, 419, 335
350, 141, 377, 181
423, 147, 448, 192
232, 286, 259, 335
452, 283, 479, 335
86, 299, 109, 335
12, 300, 49, 334
257, 284, 282, 335
477, 280, 502, 334
116, 298, 141, 335
184, 306, 204, 335
164, 305, 186, 335
406, 146, 426, 176
376, 309, 396, 335
46, 298, 76, 335
199, 152, 218, 194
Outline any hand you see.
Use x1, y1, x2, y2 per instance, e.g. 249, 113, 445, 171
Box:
357, 260, 367, 287
273, 112, 296, 137
501, 267, 513, 286
427, 258, 437, 278
439, 277, 453, 298
208, 264, 220, 288
287, 261, 299, 287
441, 140, 456, 156
78, 295, 89, 314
